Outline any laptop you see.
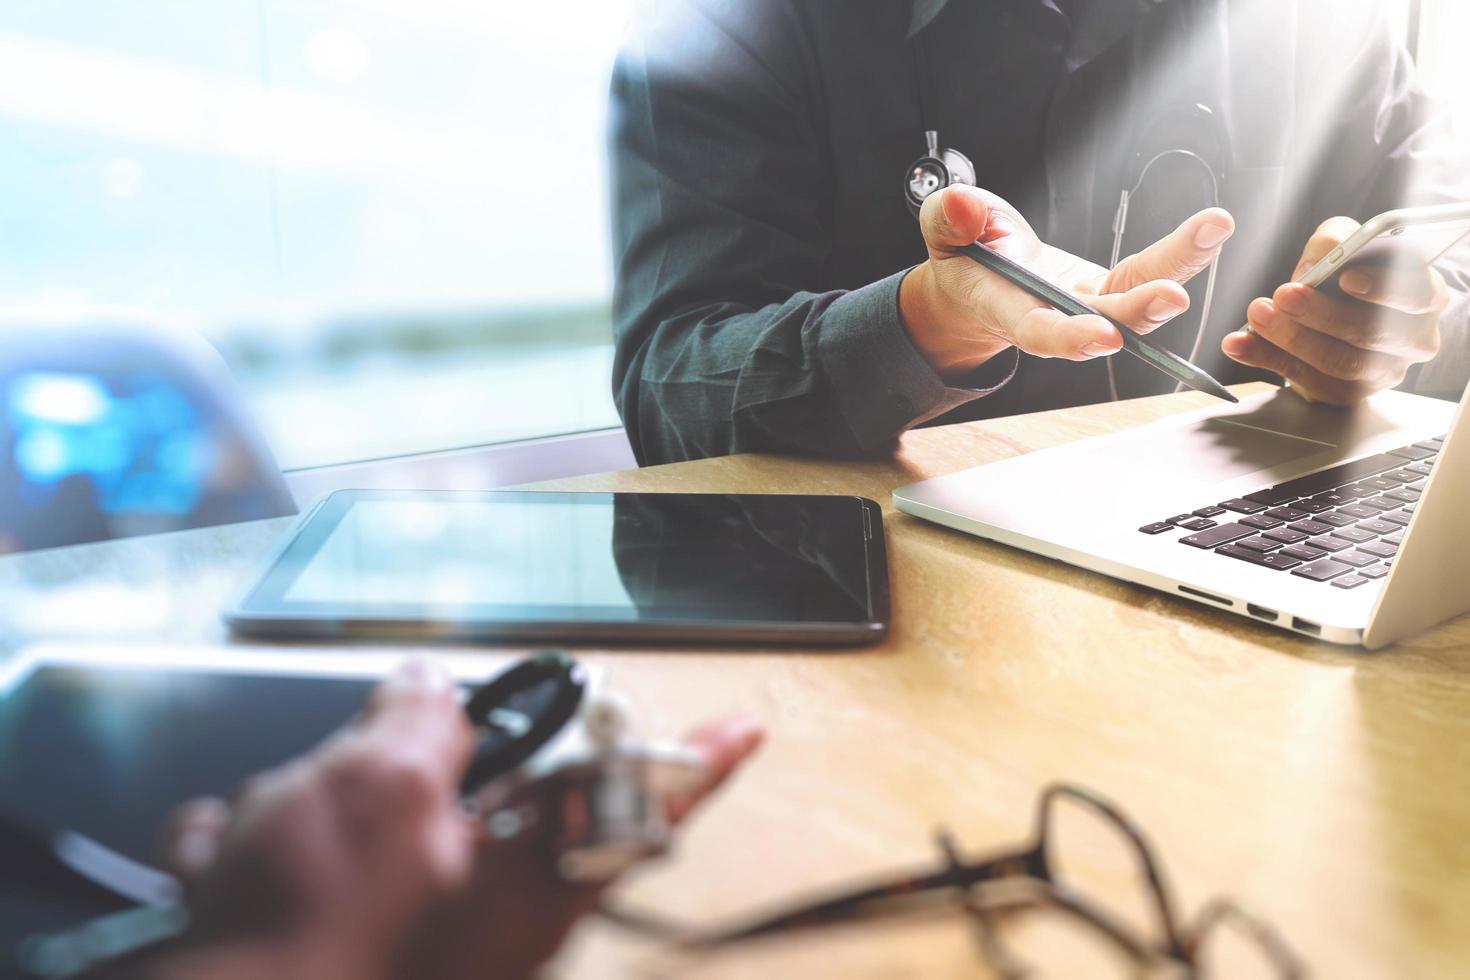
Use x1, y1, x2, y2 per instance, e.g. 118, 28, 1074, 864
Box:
893, 383, 1470, 648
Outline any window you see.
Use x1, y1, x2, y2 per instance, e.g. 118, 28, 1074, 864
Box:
1406, 0, 1470, 138
4, 2, 1463, 474
0, 1, 630, 469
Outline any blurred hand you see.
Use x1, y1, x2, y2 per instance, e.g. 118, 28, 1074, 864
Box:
898, 184, 1235, 378
142, 659, 763, 980
1222, 216, 1448, 404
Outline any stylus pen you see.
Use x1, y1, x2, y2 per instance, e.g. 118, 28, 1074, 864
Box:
956, 241, 1239, 403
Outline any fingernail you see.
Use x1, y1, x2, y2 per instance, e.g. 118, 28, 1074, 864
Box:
175, 827, 221, 871
393, 656, 452, 691
1146, 297, 1185, 322
1083, 342, 1119, 357
1221, 331, 1253, 362
1340, 269, 1371, 296
1194, 223, 1231, 250
1247, 298, 1273, 324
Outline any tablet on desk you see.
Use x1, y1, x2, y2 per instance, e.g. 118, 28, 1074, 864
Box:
224, 490, 889, 644
0, 644, 500, 950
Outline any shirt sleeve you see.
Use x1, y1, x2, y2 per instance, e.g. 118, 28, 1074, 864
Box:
608, 0, 1008, 465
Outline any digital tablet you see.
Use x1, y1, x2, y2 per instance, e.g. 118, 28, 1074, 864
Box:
224, 490, 889, 644
0, 644, 510, 951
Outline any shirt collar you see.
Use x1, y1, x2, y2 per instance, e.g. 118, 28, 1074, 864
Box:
909, 0, 1167, 71
907, 0, 948, 38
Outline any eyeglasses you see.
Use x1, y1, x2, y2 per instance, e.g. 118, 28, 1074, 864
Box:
601, 782, 1305, 978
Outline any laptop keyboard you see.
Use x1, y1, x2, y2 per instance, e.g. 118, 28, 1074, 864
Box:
1138, 437, 1443, 590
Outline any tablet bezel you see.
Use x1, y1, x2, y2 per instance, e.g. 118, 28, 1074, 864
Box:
0, 642, 523, 698
222, 490, 889, 645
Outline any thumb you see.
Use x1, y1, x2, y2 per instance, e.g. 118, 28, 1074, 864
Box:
919, 184, 993, 251
1293, 216, 1361, 280
666, 717, 764, 824
920, 184, 1037, 261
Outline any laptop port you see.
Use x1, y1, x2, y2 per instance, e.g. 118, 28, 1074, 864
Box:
1291, 617, 1322, 636
1178, 585, 1231, 607
1247, 604, 1278, 622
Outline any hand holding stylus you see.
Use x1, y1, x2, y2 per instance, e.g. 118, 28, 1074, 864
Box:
898, 183, 1234, 380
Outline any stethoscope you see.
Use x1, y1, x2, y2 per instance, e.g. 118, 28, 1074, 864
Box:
905, 101, 1228, 402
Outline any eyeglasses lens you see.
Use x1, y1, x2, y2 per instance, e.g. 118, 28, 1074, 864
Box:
1040, 793, 1170, 955
978, 912, 1147, 979
1191, 905, 1298, 980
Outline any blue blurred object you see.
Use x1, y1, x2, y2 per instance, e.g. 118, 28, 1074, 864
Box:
0, 314, 297, 553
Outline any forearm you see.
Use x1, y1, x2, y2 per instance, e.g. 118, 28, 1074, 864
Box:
617, 269, 1008, 464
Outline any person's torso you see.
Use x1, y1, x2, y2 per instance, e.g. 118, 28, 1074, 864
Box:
799, 0, 1395, 417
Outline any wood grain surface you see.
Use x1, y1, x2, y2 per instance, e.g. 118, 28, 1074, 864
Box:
4, 382, 1468, 978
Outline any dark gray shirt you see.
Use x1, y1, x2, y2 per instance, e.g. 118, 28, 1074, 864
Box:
610, 0, 1470, 464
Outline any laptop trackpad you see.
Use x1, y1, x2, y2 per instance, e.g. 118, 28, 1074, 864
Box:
1096, 417, 1327, 483
1087, 388, 1415, 485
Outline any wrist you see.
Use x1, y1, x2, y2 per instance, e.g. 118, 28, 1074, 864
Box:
898, 261, 1009, 379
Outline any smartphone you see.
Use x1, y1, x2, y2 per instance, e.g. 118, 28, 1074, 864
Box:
1297, 202, 1470, 294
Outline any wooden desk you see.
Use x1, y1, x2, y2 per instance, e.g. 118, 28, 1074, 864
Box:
4, 383, 1469, 977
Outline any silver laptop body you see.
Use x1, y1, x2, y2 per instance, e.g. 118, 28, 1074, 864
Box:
894, 384, 1470, 648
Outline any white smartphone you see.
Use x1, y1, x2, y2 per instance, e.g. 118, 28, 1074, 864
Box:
1239, 202, 1470, 337
1296, 202, 1470, 293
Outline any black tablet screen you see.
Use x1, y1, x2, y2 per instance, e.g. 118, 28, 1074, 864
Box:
238, 491, 882, 631
0, 664, 375, 946
0, 665, 371, 860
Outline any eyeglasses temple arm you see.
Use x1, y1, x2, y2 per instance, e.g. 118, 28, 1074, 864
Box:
601, 843, 1042, 947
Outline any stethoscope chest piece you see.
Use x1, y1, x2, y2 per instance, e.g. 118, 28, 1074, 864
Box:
462, 652, 706, 882
904, 129, 977, 216
461, 650, 588, 793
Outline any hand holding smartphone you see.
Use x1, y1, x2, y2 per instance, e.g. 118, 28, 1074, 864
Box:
1243, 202, 1470, 331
